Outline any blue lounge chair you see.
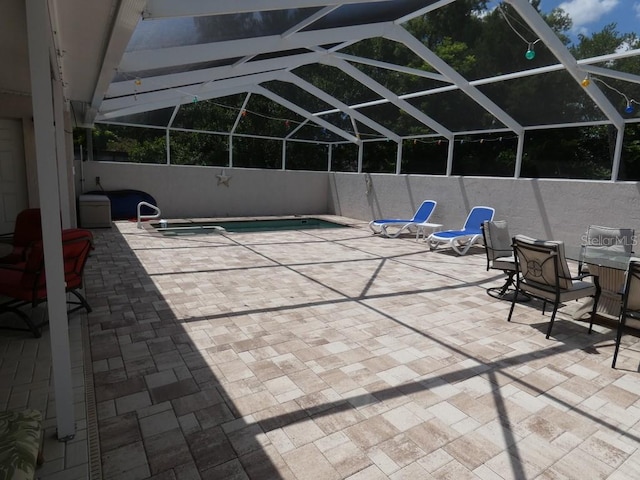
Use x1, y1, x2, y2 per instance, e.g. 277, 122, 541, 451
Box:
368, 200, 437, 238
427, 206, 495, 255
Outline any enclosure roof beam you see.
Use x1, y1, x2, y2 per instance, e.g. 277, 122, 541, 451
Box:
281, 71, 401, 142
98, 84, 256, 121
253, 85, 359, 144
394, 0, 456, 25
504, 0, 624, 130
112, 44, 640, 106
85, 0, 147, 125
386, 26, 524, 135
143, 0, 390, 19
581, 65, 640, 85
331, 52, 449, 83
579, 48, 640, 65
100, 70, 284, 117
108, 51, 327, 98
120, 22, 394, 72
282, 5, 339, 38
96, 85, 247, 121
321, 56, 453, 138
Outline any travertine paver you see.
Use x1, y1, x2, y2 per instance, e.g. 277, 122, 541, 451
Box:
3, 216, 640, 479
0, 311, 89, 480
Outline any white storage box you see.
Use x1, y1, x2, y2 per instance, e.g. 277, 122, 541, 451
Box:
79, 194, 111, 228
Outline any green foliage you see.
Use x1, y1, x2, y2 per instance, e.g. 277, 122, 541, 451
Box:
75, 2, 640, 179
170, 131, 227, 166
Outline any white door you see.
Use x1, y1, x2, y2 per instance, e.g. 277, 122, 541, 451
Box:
0, 118, 28, 233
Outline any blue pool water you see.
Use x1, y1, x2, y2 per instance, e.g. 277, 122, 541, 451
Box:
153, 218, 348, 236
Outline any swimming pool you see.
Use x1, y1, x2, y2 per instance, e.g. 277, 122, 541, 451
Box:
152, 218, 349, 236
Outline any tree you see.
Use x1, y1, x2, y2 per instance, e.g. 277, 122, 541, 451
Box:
77, 1, 640, 178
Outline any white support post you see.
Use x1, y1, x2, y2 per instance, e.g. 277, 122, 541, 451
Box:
165, 129, 171, 165
514, 134, 525, 178
86, 127, 94, 161
228, 135, 233, 167
328, 144, 333, 172
26, 0, 75, 441
357, 142, 363, 173
282, 140, 287, 170
395, 141, 403, 175
446, 138, 454, 176
52, 78, 71, 228
166, 105, 180, 165
611, 126, 624, 182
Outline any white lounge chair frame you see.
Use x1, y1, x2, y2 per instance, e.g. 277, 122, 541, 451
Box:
427, 206, 495, 255
368, 200, 437, 238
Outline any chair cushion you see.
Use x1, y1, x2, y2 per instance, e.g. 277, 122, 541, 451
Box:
514, 235, 573, 290
624, 261, 640, 311
431, 230, 479, 239
491, 256, 515, 271
0, 247, 28, 265
12, 209, 42, 249
484, 220, 511, 261
371, 219, 410, 225
0, 229, 93, 303
520, 280, 596, 302
585, 225, 635, 253
0, 264, 44, 302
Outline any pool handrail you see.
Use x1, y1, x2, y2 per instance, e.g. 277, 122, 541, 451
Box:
137, 201, 161, 229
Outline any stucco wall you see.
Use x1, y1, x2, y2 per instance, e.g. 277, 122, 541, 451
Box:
77, 162, 640, 245
329, 173, 640, 245
79, 161, 330, 218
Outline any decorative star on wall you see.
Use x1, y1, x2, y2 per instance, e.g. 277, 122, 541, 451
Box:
216, 170, 231, 187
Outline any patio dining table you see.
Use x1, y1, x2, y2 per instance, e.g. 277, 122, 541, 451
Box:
564, 245, 636, 324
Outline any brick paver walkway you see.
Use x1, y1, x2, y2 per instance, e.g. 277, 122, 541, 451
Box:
3, 217, 640, 479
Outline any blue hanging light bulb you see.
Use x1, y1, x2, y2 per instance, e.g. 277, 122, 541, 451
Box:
625, 102, 634, 114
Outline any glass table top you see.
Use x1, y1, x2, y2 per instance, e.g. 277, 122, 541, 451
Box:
564, 245, 636, 271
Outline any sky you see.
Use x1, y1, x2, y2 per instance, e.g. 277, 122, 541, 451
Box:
539, 0, 639, 41
485, 1, 640, 44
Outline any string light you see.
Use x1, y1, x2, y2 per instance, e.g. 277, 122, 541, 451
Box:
115, 72, 527, 141
405, 135, 516, 147
499, 3, 541, 60
583, 75, 638, 115
133, 77, 142, 102
525, 42, 538, 60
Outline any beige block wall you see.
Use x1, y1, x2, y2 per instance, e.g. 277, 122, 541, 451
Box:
329, 173, 640, 245
78, 161, 330, 218
77, 162, 640, 245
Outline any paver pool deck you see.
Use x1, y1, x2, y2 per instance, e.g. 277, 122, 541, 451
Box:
3, 217, 640, 479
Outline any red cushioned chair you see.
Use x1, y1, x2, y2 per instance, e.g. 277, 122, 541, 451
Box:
0, 228, 93, 337
0, 208, 43, 264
